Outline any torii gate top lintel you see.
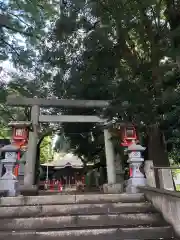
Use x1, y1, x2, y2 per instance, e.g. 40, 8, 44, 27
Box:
6, 95, 109, 123
6, 95, 110, 108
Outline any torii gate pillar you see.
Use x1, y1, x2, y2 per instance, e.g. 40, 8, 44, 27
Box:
103, 129, 123, 193
24, 105, 39, 189
104, 129, 116, 184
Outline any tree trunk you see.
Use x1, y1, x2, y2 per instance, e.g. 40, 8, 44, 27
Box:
147, 123, 170, 187
165, 0, 180, 70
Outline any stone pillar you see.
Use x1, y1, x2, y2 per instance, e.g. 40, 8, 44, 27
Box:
144, 160, 156, 187
144, 160, 174, 190
126, 142, 147, 193
0, 144, 19, 196
0, 148, 3, 177
158, 168, 174, 190
104, 129, 116, 184
24, 105, 39, 190
103, 129, 123, 193
18, 151, 26, 186
115, 153, 124, 184
0, 162, 2, 177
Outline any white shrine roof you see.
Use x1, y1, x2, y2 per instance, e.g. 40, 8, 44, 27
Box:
41, 153, 93, 169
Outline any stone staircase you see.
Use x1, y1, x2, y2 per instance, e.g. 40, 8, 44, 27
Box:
0, 193, 175, 240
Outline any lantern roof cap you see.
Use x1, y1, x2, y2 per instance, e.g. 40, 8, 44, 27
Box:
8, 121, 31, 127
102, 121, 136, 129
127, 142, 145, 152
0, 144, 20, 152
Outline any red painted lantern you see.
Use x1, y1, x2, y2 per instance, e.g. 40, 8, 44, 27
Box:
12, 126, 28, 141
129, 167, 133, 177
121, 125, 138, 147
8, 121, 31, 147
8, 121, 31, 177
14, 151, 21, 176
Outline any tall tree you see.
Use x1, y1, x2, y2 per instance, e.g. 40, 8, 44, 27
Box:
0, 0, 59, 134
2, 0, 180, 167
40, 136, 53, 164
0, 0, 58, 64
42, 0, 180, 165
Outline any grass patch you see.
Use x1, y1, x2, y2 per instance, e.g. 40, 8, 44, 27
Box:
175, 184, 180, 191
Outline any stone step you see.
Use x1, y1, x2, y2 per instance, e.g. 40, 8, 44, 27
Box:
0, 213, 167, 231
0, 193, 145, 206
0, 226, 174, 240
0, 202, 155, 218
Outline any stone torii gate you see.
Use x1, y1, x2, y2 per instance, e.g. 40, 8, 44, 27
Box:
7, 95, 122, 193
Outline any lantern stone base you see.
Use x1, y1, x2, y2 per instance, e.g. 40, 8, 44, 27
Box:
103, 183, 123, 193
19, 185, 38, 196
0, 190, 8, 197
126, 178, 147, 194
0, 179, 19, 196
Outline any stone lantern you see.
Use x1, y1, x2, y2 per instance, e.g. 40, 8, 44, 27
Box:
0, 144, 20, 196
126, 142, 146, 193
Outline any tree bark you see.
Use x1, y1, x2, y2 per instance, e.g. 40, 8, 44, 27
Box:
147, 123, 170, 188
148, 124, 169, 166
165, 0, 180, 70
